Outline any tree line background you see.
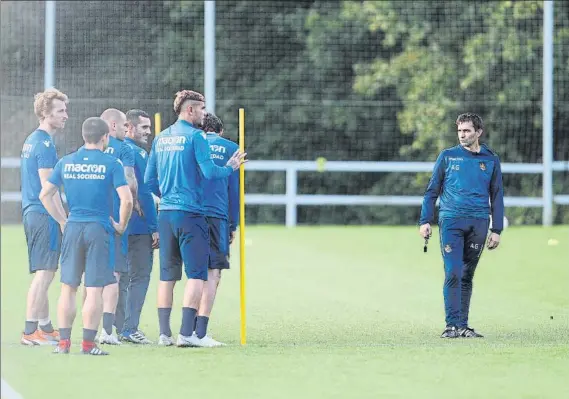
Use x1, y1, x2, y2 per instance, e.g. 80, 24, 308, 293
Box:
1, 0, 568, 224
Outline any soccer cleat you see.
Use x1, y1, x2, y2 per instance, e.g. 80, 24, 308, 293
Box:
440, 326, 460, 338
98, 329, 122, 345
176, 333, 203, 347
21, 330, 55, 346
458, 327, 484, 338
197, 335, 226, 348
121, 330, 153, 344
39, 329, 60, 342
53, 339, 71, 354
158, 334, 174, 346
81, 343, 109, 356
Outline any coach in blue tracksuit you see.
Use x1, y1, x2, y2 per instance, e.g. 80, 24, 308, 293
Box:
419, 113, 504, 339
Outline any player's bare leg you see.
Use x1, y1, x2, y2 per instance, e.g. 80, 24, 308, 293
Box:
53, 283, 77, 353
157, 281, 175, 345
98, 273, 121, 345
196, 269, 225, 347
82, 287, 108, 355
22, 270, 58, 345
177, 279, 206, 347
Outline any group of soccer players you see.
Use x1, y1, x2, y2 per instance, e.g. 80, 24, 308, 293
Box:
20, 87, 504, 354
20, 88, 245, 355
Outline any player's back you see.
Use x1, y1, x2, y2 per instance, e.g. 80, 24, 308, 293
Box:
104, 135, 134, 218
203, 133, 238, 219
20, 129, 58, 216
152, 120, 206, 214
56, 148, 124, 224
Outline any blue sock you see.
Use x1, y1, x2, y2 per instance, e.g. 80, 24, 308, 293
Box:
158, 308, 172, 337
180, 308, 197, 337
24, 321, 38, 335
59, 327, 72, 340
102, 312, 114, 335
195, 316, 209, 339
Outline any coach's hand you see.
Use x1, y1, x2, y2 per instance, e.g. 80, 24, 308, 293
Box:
111, 217, 127, 235
226, 150, 248, 171
152, 232, 160, 249
59, 221, 67, 234
419, 223, 432, 239
487, 232, 500, 250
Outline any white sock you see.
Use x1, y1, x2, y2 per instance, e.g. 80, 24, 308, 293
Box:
39, 318, 51, 326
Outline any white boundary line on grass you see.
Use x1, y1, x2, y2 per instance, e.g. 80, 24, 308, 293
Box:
1, 378, 23, 399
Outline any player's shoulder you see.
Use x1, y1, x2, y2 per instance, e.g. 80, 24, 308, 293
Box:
219, 136, 239, 151
438, 145, 461, 158
481, 144, 501, 159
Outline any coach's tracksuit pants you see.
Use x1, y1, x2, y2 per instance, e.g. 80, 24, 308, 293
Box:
438, 218, 489, 328
115, 234, 154, 334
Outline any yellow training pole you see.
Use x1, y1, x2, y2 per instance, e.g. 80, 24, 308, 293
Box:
154, 113, 161, 135
239, 108, 247, 345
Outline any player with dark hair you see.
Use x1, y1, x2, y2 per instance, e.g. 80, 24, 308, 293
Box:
194, 112, 239, 347
20, 88, 68, 346
145, 90, 246, 347
119, 109, 158, 344
40, 117, 133, 355
419, 112, 504, 338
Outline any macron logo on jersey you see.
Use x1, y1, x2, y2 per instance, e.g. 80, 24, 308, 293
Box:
105, 147, 115, 154
140, 149, 147, 158
156, 136, 186, 152
63, 163, 107, 180
210, 144, 227, 160
43, 140, 51, 147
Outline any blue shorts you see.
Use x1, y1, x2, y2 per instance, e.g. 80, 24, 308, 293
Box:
207, 217, 230, 270
158, 211, 209, 281
23, 211, 61, 273
59, 222, 116, 288
113, 232, 128, 274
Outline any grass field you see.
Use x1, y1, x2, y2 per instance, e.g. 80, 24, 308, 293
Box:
1, 225, 568, 399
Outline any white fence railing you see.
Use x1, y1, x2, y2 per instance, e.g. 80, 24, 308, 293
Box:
2, 157, 569, 226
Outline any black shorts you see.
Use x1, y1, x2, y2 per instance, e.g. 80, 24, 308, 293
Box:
207, 217, 230, 270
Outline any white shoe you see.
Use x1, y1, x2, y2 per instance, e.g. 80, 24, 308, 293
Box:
158, 334, 174, 346
176, 333, 202, 347
98, 329, 122, 345
198, 335, 226, 348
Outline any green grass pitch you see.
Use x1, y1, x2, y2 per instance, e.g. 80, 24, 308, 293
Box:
1, 225, 568, 399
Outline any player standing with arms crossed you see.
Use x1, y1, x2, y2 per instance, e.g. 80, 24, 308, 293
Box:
194, 113, 240, 347
145, 90, 246, 347
120, 109, 158, 344
419, 113, 504, 338
20, 89, 68, 346
40, 117, 133, 355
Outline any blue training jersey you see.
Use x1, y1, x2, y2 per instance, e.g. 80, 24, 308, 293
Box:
203, 133, 240, 231
419, 144, 505, 233
124, 137, 158, 235
145, 119, 234, 215
48, 148, 127, 224
104, 136, 135, 220
20, 129, 59, 216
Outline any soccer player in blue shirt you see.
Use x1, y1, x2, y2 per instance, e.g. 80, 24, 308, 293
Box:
97, 108, 138, 345
20, 88, 68, 346
419, 113, 504, 338
145, 90, 246, 347
194, 113, 240, 347
120, 109, 159, 344
40, 117, 133, 355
